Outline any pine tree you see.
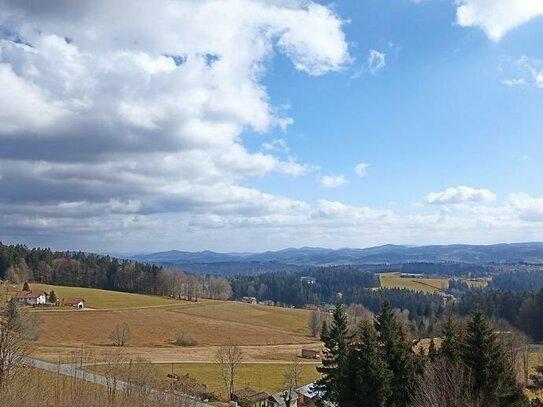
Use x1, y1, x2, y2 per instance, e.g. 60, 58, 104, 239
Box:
22, 281, 29, 291
374, 301, 420, 407
462, 309, 528, 407
316, 304, 351, 404
440, 313, 462, 364
48, 290, 57, 304
350, 320, 392, 407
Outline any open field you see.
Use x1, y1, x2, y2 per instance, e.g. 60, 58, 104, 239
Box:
10, 283, 180, 309
464, 278, 490, 288
6, 284, 319, 364
88, 362, 321, 399
378, 272, 449, 293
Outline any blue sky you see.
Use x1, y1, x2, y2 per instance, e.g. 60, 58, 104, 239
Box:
1, 0, 543, 252
247, 0, 543, 213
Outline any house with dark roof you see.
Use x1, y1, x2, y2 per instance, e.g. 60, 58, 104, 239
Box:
268, 390, 298, 407
232, 387, 270, 407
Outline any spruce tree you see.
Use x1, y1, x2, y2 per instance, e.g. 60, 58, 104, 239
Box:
350, 320, 392, 407
462, 309, 528, 407
316, 304, 351, 404
440, 313, 462, 364
22, 281, 30, 291
374, 301, 419, 407
48, 290, 57, 304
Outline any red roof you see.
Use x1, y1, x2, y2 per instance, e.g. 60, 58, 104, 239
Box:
64, 298, 84, 305
16, 290, 45, 299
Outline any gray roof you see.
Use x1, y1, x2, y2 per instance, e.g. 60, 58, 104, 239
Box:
269, 390, 299, 403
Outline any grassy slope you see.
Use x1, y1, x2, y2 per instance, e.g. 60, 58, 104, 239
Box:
30, 283, 179, 309
89, 362, 321, 398
6, 284, 315, 357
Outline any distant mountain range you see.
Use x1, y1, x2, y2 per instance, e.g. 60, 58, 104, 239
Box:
130, 242, 543, 266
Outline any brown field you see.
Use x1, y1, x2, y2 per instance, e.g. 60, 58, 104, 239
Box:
11, 284, 319, 364
378, 272, 449, 293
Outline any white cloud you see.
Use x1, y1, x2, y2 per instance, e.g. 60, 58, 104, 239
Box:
501, 78, 526, 87
424, 186, 497, 205
456, 0, 543, 41
507, 192, 543, 221
320, 175, 346, 188
501, 56, 543, 88
0, 0, 350, 248
367, 49, 386, 74
354, 162, 369, 177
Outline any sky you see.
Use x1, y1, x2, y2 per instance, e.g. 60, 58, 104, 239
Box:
1, 0, 543, 253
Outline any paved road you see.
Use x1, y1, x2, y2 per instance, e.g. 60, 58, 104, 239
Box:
22, 356, 213, 407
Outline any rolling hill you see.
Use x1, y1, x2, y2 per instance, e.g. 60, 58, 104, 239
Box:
131, 242, 543, 267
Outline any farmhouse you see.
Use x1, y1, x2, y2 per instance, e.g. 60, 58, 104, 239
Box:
16, 290, 46, 306
63, 298, 85, 309
241, 296, 257, 304
232, 387, 270, 407
259, 300, 274, 306
301, 349, 320, 359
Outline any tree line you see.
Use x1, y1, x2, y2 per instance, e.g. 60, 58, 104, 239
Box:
316, 303, 529, 407
0, 243, 232, 301
457, 288, 543, 342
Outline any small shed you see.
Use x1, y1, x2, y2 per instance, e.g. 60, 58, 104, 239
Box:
301, 349, 320, 359
64, 298, 85, 309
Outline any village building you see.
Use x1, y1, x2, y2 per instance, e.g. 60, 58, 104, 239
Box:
296, 383, 321, 407
300, 276, 316, 285
232, 387, 270, 407
63, 298, 85, 309
259, 300, 274, 306
268, 390, 298, 407
16, 290, 46, 306
240, 296, 257, 304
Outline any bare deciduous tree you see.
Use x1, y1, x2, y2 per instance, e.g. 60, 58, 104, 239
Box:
307, 310, 322, 337
282, 357, 301, 407
411, 359, 483, 407
0, 298, 39, 390
215, 341, 243, 400
109, 322, 131, 347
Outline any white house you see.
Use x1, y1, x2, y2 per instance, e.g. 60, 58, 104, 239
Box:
16, 290, 47, 306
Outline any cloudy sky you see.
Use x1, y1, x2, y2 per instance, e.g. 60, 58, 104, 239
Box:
1, 0, 543, 252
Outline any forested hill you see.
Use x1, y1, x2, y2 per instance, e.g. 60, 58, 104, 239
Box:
132, 242, 543, 266
0, 242, 164, 292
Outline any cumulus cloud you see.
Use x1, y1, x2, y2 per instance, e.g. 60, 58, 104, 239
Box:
0, 0, 350, 248
367, 49, 385, 74
424, 186, 497, 205
354, 162, 369, 177
456, 0, 543, 41
320, 175, 347, 188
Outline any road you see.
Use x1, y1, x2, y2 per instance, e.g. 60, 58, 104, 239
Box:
22, 356, 214, 407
